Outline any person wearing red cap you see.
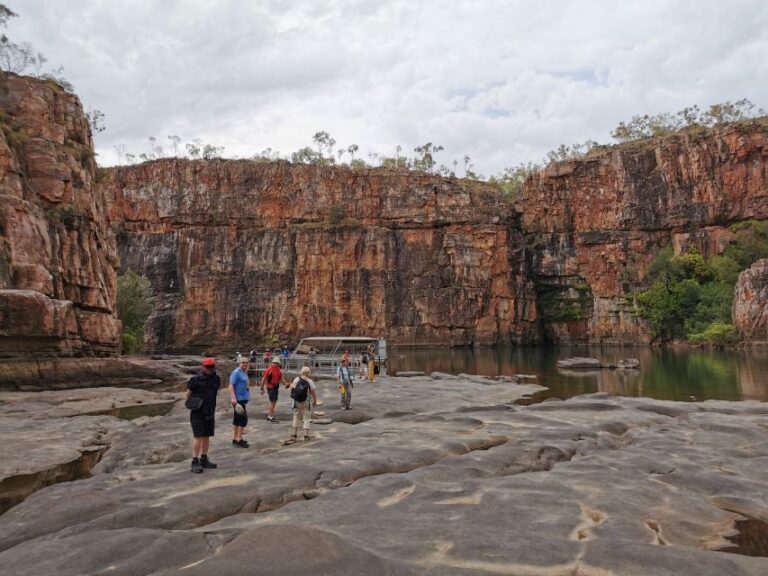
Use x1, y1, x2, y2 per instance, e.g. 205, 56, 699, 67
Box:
186, 357, 221, 473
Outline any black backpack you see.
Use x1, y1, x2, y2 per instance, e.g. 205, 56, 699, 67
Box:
291, 378, 310, 402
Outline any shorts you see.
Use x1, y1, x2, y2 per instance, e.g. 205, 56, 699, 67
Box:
267, 386, 279, 403
190, 410, 215, 438
232, 400, 248, 427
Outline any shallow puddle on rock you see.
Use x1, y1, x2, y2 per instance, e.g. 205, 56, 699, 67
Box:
718, 515, 768, 557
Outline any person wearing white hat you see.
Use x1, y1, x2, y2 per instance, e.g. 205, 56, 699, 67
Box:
260, 357, 286, 422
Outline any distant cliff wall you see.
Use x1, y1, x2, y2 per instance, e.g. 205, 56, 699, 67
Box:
102, 121, 768, 351
522, 121, 768, 344
102, 162, 538, 351
0, 72, 119, 358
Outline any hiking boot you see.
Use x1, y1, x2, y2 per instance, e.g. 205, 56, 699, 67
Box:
237, 439, 249, 448
344, 405, 351, 410
283, 435, 299, 445
303, 432, 314, 440
190, 458, 203, 473
200, 455, 217, 469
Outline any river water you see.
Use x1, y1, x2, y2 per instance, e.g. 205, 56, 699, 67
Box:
387, 346, 768, 402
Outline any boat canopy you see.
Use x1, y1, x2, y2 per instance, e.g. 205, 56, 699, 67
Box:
294, 336, 386, 360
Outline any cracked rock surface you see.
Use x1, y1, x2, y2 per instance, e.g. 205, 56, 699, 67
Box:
0, 372, 766, 575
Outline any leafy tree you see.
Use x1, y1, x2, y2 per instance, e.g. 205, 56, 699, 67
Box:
312, 131, 336, 163
725, 220, 768, 267
185, 138, 202, 159
291, 146, 322, 164
85, 108, 106, 133
489, 162, 540, 198
253, 147, 280, 162
412, 142, 444, 173
117, 269, 153, 354
202, 143, 224, 159
611, 99, 765, 143
167, 134, 181, 156
637, 227, 768, 344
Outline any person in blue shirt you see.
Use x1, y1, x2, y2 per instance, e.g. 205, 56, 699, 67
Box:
228, 357, 251, 448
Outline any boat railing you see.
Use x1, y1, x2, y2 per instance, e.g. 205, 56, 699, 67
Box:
246, 354, 382, 379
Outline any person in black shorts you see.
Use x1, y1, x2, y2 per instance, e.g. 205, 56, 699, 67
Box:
186, 357, 221, 473
260, 357, 286, 422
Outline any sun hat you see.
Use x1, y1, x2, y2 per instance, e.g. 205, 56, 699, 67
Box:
271, 358, 282, 365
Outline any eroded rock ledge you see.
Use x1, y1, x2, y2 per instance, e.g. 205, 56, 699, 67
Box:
0, 372, 765, 575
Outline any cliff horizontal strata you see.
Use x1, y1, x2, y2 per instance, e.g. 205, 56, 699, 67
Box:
102, 161, 539, 350
522, 120, 768, 343
0, 72, 119, 358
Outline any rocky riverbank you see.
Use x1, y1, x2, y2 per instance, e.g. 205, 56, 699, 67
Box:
0, 366, 766, 575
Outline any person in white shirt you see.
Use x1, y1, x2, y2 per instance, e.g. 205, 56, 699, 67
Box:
285, 366, 317, 443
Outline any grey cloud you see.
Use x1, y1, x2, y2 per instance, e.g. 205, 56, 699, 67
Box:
8, 0, 768, 174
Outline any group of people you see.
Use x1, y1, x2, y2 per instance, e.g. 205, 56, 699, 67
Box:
184, 355, 330, 474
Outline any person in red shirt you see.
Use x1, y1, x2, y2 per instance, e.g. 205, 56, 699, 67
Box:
260, 357, 286, 422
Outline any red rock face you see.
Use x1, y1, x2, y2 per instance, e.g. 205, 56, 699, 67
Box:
102, 161, 538, 350
0, 73, 119, 358
523, 121, 768, 343
732, 259, 768, 344
102, 121, 768, 350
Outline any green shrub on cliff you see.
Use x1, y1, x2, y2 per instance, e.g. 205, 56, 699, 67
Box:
117, 269, 153, 354
611, 99, 765, 143
637, 226, 768, 343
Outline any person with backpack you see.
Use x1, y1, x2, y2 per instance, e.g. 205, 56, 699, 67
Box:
337, 357, 354, 409
285, 366, 317, 444
260, 357, 286, 423
228, 356, 251, 448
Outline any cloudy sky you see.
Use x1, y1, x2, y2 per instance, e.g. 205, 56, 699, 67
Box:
9, 0, 768, 175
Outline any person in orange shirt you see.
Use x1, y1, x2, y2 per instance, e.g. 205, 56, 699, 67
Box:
260, 358, 287, 423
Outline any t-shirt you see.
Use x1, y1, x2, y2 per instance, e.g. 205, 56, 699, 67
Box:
337, 366, 353, 385
263, 365, 283, 389
187, 371, 220, 419
229, 367, 250, 401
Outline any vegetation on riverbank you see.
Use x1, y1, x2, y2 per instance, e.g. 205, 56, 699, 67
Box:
117, 269, 153, 354
636, 220, 768, 344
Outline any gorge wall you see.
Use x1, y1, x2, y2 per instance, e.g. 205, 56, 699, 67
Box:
101, 162, 538, 351
522, 120, 768, 344
3, 72, 767, 356
0, 72, 119, 358
102, 121, 768, 351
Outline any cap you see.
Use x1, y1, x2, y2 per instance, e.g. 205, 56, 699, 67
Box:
202, 357, 216, 367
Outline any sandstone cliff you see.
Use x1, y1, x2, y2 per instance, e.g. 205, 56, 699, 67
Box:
102, 162, 538, 351
0, 72, 119, 357
101, 120, 768, 351
522, 120, 768, 343
732, 259, 768, 344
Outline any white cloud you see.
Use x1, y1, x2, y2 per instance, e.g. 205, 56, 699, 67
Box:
8, 0, 768, 175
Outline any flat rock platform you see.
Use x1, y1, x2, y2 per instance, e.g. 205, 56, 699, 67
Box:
0, 361, 766, 575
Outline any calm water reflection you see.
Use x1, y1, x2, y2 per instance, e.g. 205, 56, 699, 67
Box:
387, 346, 768, 402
